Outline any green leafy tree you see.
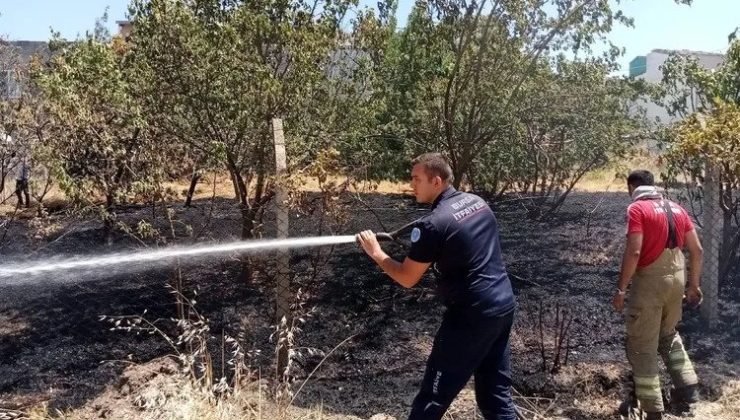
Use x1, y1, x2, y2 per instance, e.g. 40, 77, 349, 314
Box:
382, 0, 637, 186
129, 0, 391, 278
474, 56, 644, 213
29, 19, 181, 243
661, 40, 740, 286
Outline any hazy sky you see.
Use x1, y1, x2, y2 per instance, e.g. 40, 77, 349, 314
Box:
1, 0, 738, 74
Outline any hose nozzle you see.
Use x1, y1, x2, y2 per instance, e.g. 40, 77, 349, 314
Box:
375, 232, 395, 242
373, 219, 419, 243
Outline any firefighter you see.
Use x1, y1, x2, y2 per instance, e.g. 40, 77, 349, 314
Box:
356, 153, 517, 420
614, 170, 703, 419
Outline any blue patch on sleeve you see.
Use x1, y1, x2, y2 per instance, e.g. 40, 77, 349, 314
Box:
411, 227, 421, 243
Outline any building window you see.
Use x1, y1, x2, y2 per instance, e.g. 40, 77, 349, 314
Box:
629, 56, 647, 77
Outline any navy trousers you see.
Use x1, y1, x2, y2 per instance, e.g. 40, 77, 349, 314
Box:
407, 308, 516, 420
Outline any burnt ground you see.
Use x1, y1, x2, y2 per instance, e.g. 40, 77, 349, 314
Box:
0, 191, 739, 419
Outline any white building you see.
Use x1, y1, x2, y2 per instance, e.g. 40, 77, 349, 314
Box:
629, 49, 724, 126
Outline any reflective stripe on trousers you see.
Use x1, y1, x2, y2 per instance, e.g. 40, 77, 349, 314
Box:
626, 248, 698, 413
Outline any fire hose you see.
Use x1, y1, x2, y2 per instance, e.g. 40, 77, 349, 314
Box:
374, 219, 419, 244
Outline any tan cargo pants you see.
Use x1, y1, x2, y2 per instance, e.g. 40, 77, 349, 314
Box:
626, 248, 699, 413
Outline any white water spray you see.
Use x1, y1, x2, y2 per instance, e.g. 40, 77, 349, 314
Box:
0, 235, 357, 283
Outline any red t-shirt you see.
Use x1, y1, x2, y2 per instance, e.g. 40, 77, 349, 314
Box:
627, 199, 695, 268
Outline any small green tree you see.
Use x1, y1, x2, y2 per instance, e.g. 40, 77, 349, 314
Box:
479, 57, 643, 213
29, 20, 180, 240
130, 0, 391, 277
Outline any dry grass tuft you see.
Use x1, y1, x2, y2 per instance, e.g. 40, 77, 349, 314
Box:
11, 361, 367, 420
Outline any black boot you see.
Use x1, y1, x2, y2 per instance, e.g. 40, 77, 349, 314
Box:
619, 377, 638, 418
671, 384, 699, 414
618, 399, 634, 417
618, 396, 647, 419
673, 384, 700, 403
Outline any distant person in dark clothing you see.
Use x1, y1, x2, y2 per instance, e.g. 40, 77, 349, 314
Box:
10, 152, 30, 208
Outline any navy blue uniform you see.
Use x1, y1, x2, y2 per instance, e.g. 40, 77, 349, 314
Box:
406, 187, 516, 420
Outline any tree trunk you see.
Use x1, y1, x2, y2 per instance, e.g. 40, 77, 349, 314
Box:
238, 206, 255, 284
700, 164, 721, 328
452, 161, 467, 189
184, 169, 201, 207
225, 147, 272, 286
0, 163, 6, 194
229, 166, 254, 284
104, 191, 116, 246
230, 171, 240, 202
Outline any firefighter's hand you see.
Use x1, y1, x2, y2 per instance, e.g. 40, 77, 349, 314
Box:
612, 291, 626, 312
356, 230, 383, 260
686, 285, 703, 308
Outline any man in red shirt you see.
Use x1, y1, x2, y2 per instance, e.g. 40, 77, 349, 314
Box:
614, 170, 703, 420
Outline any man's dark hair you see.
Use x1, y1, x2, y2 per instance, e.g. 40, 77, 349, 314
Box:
412, 153, 455, 184
627, 170, 655, 188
